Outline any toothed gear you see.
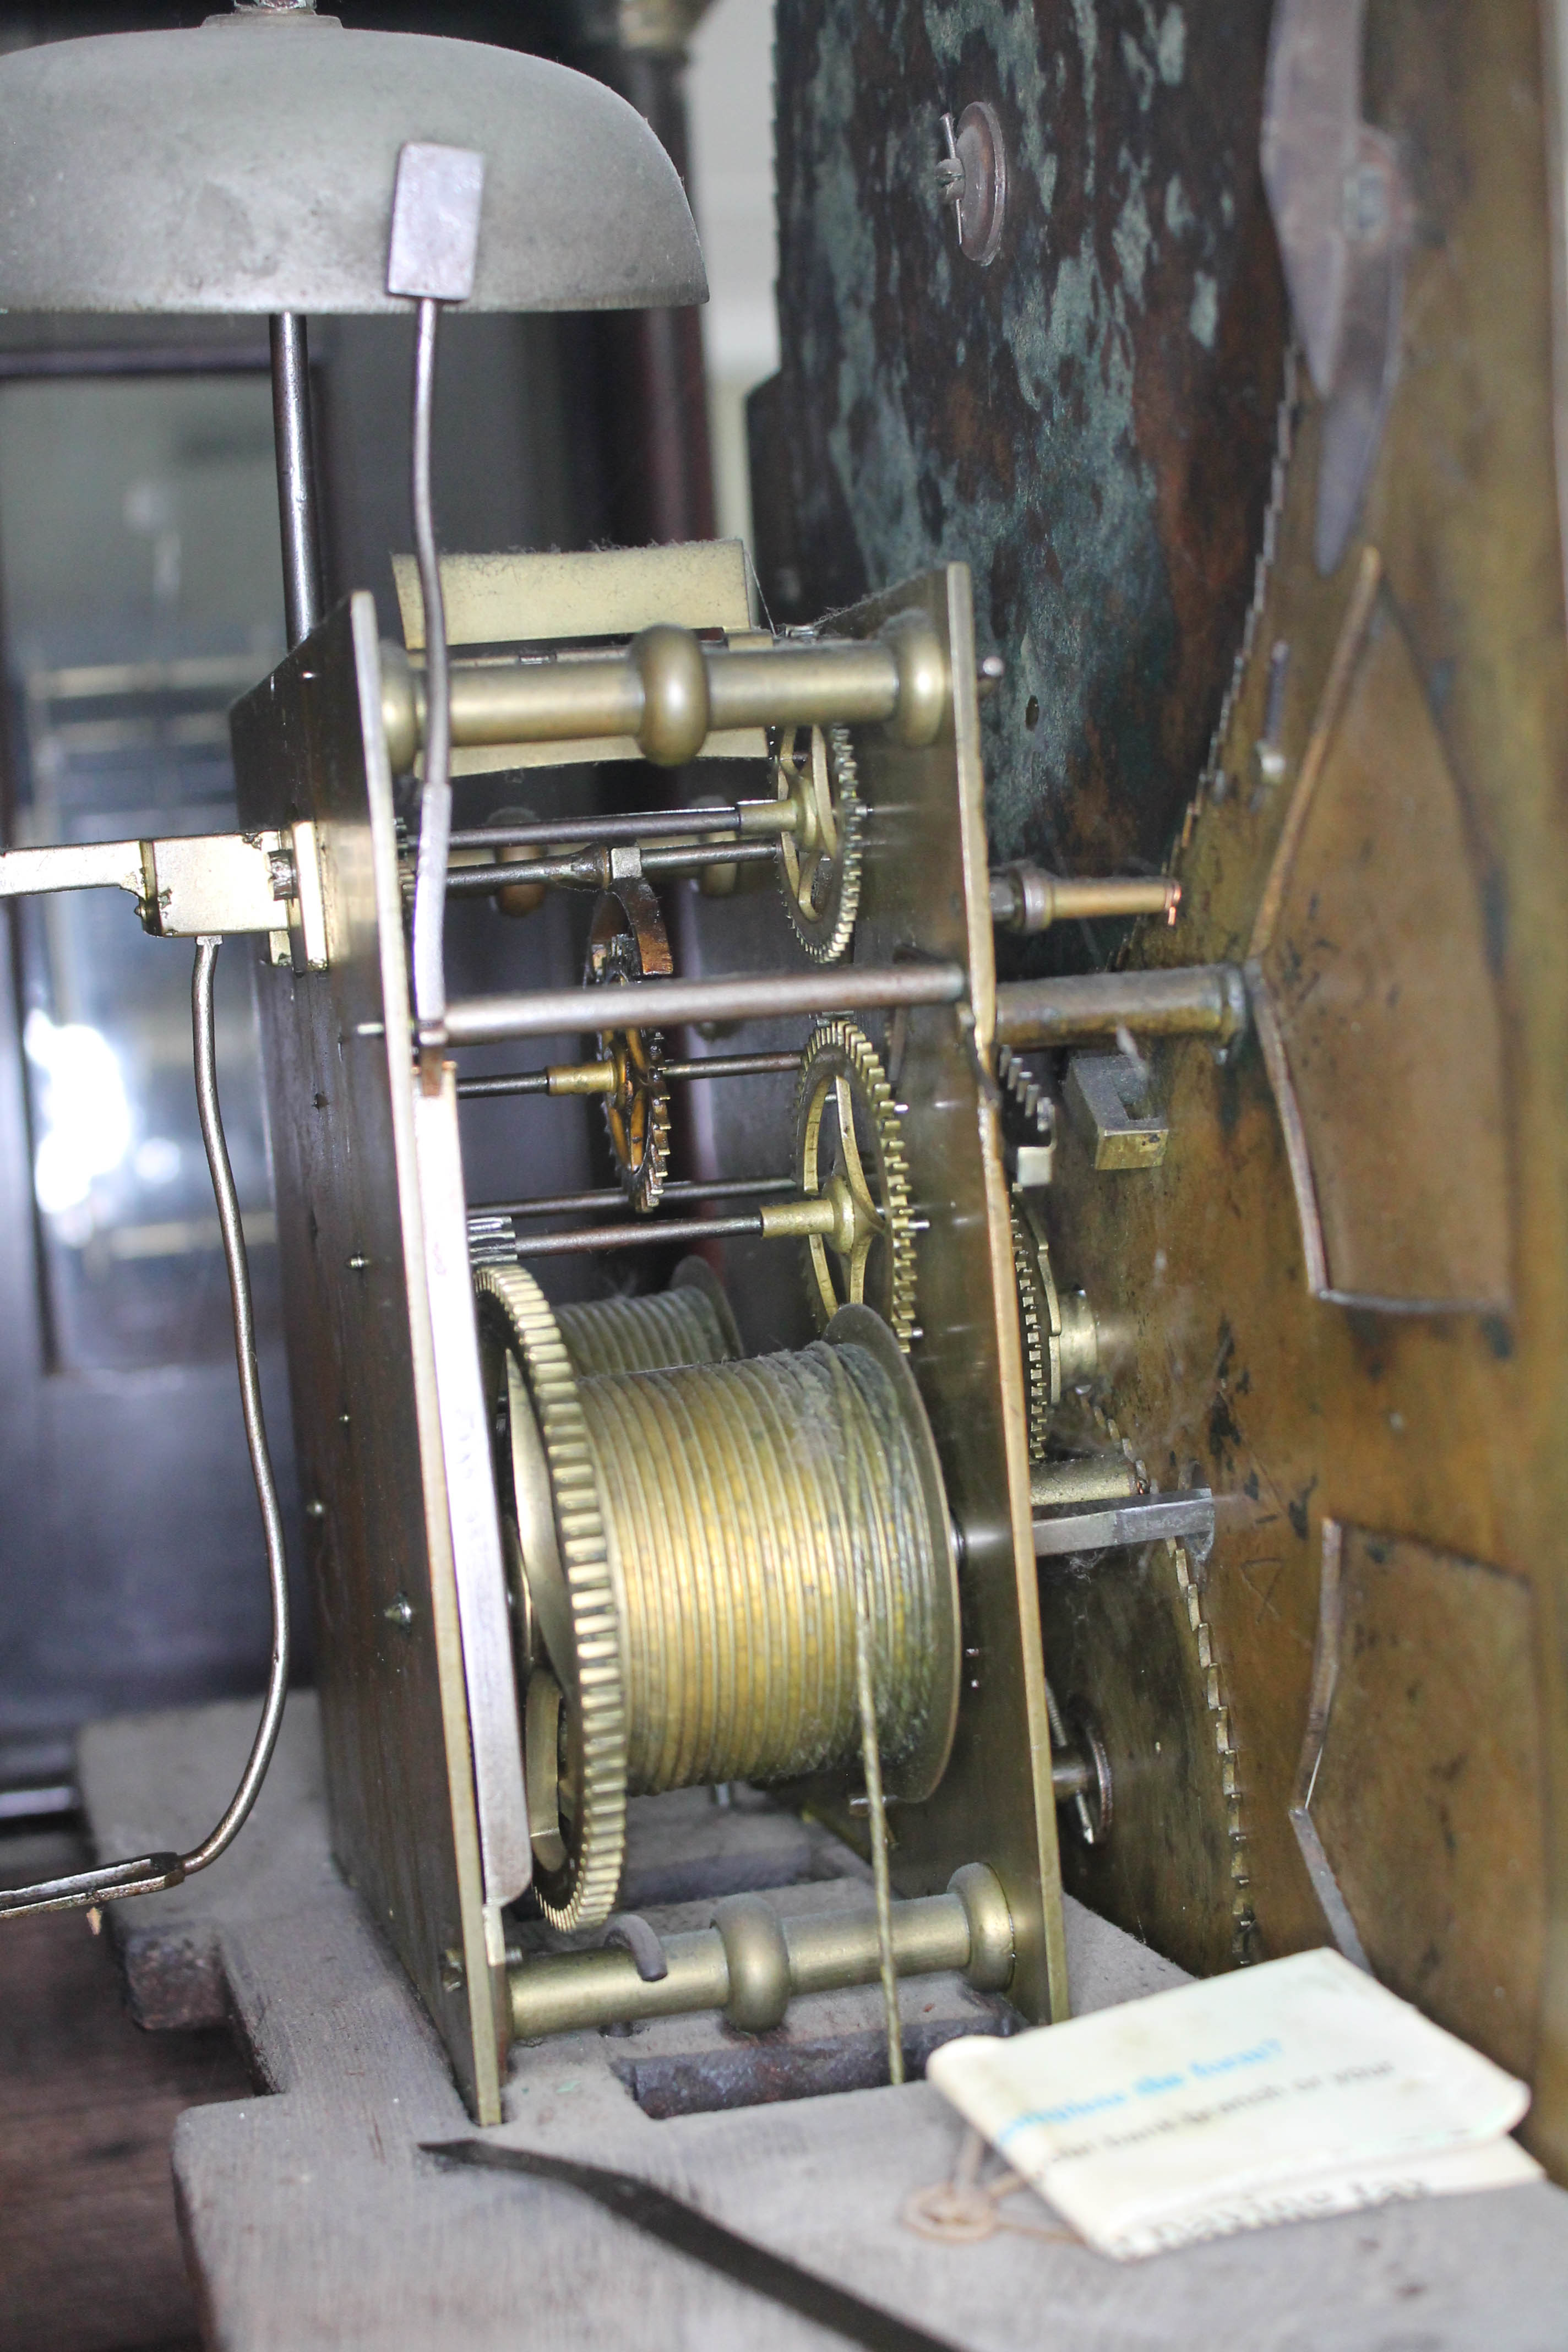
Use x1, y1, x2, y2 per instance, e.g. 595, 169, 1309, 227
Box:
1011, 1198, 1052, 1461
774, 722, 864, 964
587, 883, 672, 1215
474, 1264, 627, 1932
793, 1018, 917, 1346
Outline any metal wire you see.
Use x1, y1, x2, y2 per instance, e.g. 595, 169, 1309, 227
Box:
840, 1344, 905, 2086
0, 938, 292, 1920
409, 295, 451, 1047
183, 937, 292, 1871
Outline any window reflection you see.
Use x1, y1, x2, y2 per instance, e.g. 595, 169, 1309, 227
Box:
0, 374, 285, 1371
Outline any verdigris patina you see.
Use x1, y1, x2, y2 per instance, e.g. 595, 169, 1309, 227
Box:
763, 0, 1286, 950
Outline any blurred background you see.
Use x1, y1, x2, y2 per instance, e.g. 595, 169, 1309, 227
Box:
0, 9, 776, 2347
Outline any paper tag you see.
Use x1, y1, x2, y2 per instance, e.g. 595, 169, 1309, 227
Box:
927, 1948, 1542, 2260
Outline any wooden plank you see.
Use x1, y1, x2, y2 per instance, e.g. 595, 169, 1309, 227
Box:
79, 1699, 1568, 2352
0, 1836, 248, 2352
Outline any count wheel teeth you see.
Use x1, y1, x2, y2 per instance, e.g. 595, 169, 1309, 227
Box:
473, 1264, 626, 1933
1011, 1199, 1051, 1461
792, 1017, 917, 1348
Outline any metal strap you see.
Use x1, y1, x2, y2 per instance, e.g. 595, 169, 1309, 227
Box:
423, 2141, 963, 2352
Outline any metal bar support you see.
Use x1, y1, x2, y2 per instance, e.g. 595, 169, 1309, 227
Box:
444, 963, 967, 1047
1032, 1489, 1216, 1561
379, 611, 949, 775
445, 840, 776, 895
994, 965, 1248, 1049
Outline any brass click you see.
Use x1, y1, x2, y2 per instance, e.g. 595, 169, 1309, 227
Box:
577, 1338, 955, 1798
756, 1194, 840, 1240
1029, 1455, 1137, 1511
545, 1059, 618, 1096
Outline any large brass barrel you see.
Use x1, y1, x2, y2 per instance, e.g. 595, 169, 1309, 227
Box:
555, 1259, 741, 1378
580, 1317, 957, 1799
476, 1265, 959, 1930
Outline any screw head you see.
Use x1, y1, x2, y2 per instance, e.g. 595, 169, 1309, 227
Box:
948, 102, 1007, 267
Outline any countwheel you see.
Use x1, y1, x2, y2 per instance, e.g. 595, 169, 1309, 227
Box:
792, 1018, 917, 1346
772, 722, 863, 963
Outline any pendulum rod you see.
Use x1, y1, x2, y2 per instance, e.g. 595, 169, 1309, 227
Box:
269, 312, 323, 650
409, 296, 453, 1060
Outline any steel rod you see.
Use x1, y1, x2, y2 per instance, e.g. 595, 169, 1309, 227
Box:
459, 1052, 801, 1101
445, 840, 776, 895
444, 962, 966, 1047
661, 1052, 802, 1081
476, 1175, 795, 1218
269, 313, 322, 651
993, 964, 1248, 1048
515, 1212, 763, 1256
448, 808, 747, 850
458, 1071, 552, 1100
989, 865, 1181, 933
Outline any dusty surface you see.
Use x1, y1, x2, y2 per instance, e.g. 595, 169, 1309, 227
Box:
64, 1696, 1568, 2351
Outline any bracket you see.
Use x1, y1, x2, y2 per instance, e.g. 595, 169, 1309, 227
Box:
1066, 1051, 1169, 1171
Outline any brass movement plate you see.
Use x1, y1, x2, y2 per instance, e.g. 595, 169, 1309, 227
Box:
818, 564, 1069, 2024
232, 597, 507, 2121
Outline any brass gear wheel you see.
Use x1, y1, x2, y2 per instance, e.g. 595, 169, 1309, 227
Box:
773, 722, 863, 963
475, 1262, 627, 1933
1011, 1193, 1100, 1457
587, 881, 672, 1214
793, 1018, 917, 1346
1010, 1199, 1051, 1460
